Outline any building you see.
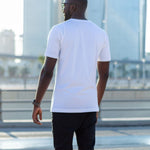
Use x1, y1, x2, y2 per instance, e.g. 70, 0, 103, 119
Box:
23, 0, 49, 56
23, 0, 104, 56
87, 0, 147, 61
23, 0, 146, 60
106, 0, 146, 60
23, 0, 63, 56
0, 30, 15, 55
86, 0, 105, 28
23, 0, 61, 56
146, 52, 150, 61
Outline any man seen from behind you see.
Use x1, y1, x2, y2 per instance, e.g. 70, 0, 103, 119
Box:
32, 0, 111, 150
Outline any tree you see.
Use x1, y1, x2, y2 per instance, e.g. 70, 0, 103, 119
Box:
8, 66, 18, 77
38, 56, 45, 64
20, 67, 30, 78
130, 68, 136, 78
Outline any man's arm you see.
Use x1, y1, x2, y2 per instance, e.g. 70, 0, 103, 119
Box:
97, 61, 110, 108
32, 57, 57, 125
35, 57, 57, 103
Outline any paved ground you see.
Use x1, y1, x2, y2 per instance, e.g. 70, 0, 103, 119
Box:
0, 126, 150, 150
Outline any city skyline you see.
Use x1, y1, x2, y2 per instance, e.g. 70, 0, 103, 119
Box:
0, 0, 23, 55
0, 0, 149, 54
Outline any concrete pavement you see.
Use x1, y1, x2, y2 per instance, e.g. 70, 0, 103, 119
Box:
0, 126, 150, 150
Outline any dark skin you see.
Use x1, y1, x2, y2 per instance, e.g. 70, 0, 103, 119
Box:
96, 62, 109, 120
32, 0, 110, 125
32, 57, 57, 125
63, 0, 87, 20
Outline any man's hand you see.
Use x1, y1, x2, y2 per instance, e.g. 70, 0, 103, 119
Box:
32, 57, 56, 125
32, 106, 42, 125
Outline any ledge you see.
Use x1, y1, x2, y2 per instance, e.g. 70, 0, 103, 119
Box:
1, 118, 150, 128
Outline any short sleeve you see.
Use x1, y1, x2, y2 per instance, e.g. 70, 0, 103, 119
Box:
45, 26, 61, 59
97, 32, 111, 62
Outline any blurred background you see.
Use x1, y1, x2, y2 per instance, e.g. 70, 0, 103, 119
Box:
0, 0, 150, 124
1, 1, 150, 149
0, 0, 149, 90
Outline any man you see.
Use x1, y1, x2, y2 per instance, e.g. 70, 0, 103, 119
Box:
32, 0, 111, 150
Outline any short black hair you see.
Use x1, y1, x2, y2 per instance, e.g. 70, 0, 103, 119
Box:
73, 0, 88, 11
76, 0, 87, 5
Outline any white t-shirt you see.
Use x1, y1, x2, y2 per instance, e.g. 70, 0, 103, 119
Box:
45, 18, 111, 113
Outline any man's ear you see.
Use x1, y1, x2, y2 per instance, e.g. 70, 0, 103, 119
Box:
70, 4, 77, 14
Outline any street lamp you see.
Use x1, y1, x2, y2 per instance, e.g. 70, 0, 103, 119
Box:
102, 0, 108, 31
127, 76, 131, 89
114, 61, 118, 80
136, 64, 140, 80
142, 58, 146, 88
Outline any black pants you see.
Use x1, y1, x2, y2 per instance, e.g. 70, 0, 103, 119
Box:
52, 112, 96, 150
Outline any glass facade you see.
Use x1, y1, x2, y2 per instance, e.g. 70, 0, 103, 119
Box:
88, 0, 147, 61
107, 0, 140, 60
23, 0, 59, 56
0, 0, 149, 90
23, 0, 146, 60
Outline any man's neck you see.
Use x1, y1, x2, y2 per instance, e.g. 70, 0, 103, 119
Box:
71, 14, 87, 20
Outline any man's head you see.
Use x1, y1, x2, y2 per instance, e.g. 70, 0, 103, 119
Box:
62, 0, 88, 21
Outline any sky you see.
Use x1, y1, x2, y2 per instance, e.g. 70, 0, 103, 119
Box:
0, 0, 23, 35
0, 0, 23, 55
0, 0, 149, 53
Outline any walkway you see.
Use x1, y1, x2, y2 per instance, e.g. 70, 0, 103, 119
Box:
0, 126, 150, 150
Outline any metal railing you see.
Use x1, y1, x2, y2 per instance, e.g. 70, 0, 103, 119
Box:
0, 89, 150, 126
0, 90, 2, 121
1, 57, 150, 90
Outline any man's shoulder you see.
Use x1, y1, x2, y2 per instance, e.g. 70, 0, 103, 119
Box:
51, 21, 65, 31
88, 20, 106, 36
51, 20, 107, 37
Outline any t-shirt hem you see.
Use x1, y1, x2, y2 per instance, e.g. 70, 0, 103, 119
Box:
97, 58, 111, 62
51, 108, 99, 113
45, 53, 59, 59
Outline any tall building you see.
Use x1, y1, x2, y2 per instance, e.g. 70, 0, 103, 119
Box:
146, 52, 150, 61
23, 0, 49, 56
23, 0, 63, 56
105, 0, 146, 60
0, 30, 15, 55
87, 0, 146, 61
23, 0, 146, 60
86, 0, 105, 28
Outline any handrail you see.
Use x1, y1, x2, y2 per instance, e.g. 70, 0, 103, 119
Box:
0, 108, 150, 113
1, 99, 150, 103
0, 100, 51, 103
0, 90, 2, 121
0, 109, 49, 113
0, 90, 150, 122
